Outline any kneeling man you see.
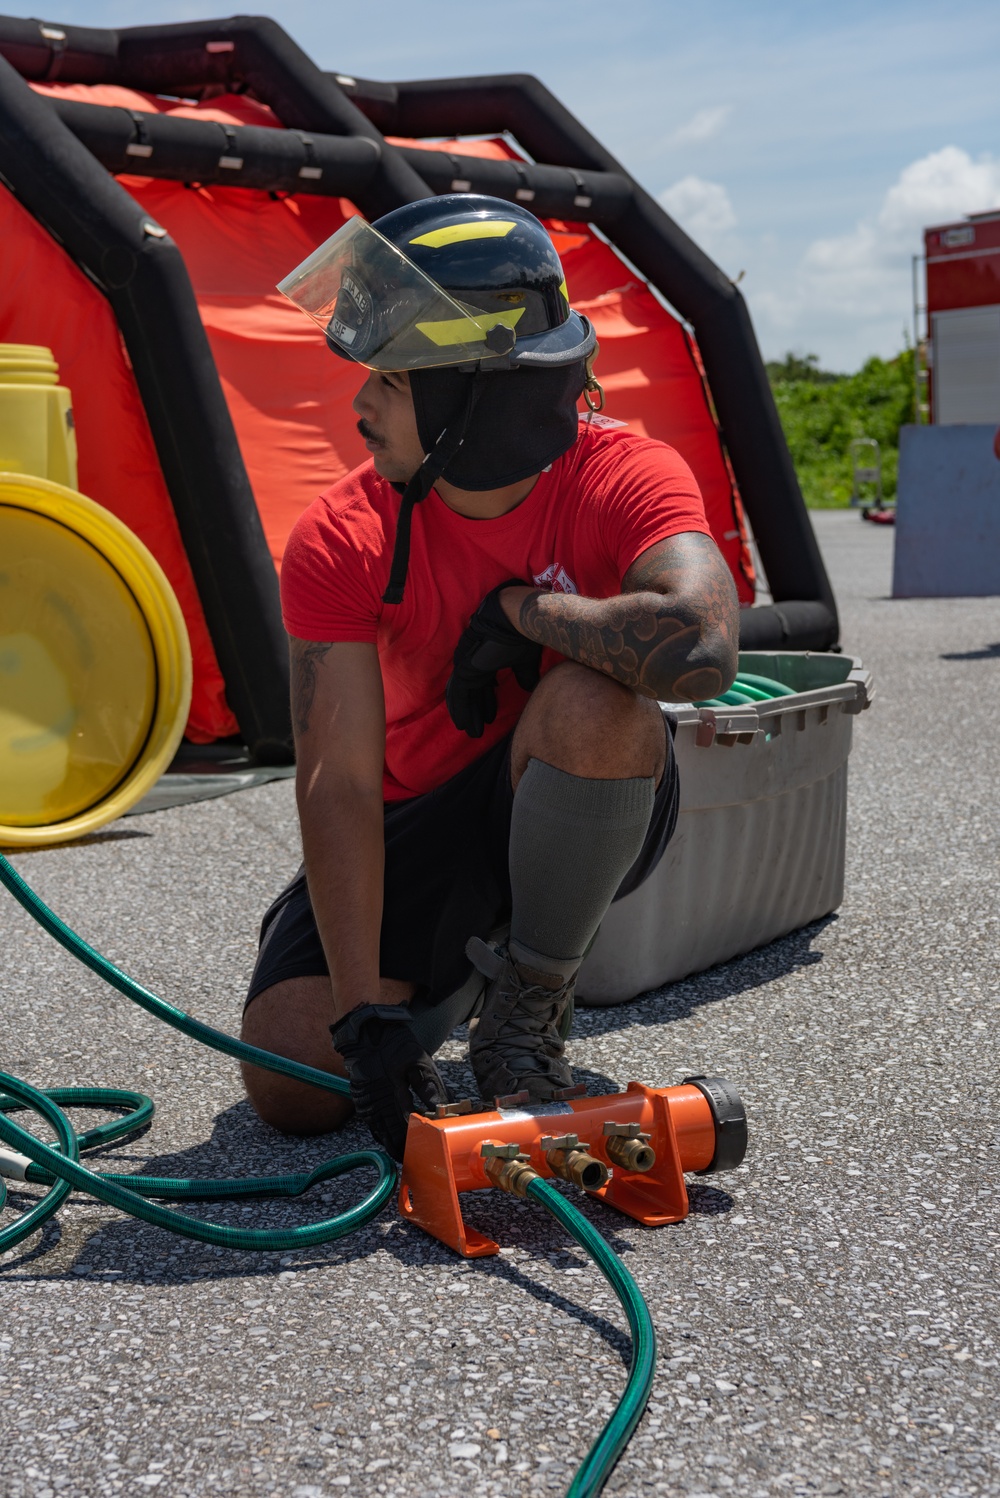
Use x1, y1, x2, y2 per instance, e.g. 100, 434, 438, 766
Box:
241, 195, 738, 1158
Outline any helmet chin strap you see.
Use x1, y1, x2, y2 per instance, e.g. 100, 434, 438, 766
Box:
382, 378, 483, 606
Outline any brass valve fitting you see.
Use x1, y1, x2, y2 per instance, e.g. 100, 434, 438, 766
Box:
540, 1134, 610, 1193
482, 1143, 539, 1198
603, 1121, 656, 1173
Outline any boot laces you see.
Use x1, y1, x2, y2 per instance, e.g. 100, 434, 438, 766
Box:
488, 965, 572, 1053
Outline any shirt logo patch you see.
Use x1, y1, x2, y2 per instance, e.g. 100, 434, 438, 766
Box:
579, 411, 628, 430
533, 563, 578, 594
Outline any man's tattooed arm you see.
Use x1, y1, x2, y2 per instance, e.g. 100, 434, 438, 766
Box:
290, 638, 335, 738
501, 532, 739, 701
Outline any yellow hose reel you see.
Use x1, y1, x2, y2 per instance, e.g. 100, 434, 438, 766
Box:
0, 475, 192, 848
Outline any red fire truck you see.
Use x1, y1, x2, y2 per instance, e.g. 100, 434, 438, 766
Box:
923, 211, 1000, 423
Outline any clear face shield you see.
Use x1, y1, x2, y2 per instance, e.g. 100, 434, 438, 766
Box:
277, 218, 521, 371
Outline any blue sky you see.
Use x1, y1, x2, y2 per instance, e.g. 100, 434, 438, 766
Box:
7, 1, 1000, 369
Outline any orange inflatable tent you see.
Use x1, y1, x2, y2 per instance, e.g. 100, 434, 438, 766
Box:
0, 17, 836, 757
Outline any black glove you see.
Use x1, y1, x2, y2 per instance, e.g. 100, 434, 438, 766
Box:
446, 579, 543, 738
330, 1004, 449, 1160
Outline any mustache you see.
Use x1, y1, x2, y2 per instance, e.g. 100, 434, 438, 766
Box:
357, 418, 383, 446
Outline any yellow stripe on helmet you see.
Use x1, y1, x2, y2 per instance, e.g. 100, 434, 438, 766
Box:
415, 306, 525, 348
409, 221, 518, 249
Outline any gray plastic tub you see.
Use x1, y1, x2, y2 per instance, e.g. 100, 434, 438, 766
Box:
576, 651, 874, 1005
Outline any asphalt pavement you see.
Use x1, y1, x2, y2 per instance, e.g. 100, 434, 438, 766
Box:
2, 509, 998, 1498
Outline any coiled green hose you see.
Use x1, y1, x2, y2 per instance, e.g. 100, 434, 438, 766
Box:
0, 849, 657, 1495
695, 669, 797, 709
0, 1072, 393, 1254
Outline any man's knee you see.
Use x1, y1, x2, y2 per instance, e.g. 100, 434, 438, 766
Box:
534, 661, 662, 726
514, 662, 666, 783
240, 977, 354, 1136
241, 1068, 355, 1136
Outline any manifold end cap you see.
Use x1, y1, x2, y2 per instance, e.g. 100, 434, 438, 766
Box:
682, 1075, 748, 1173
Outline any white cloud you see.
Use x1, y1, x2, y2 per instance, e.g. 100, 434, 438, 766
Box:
666, 105, 732, 147
658, 176, 737, 252
802, 147, 1000, 314
880, 147, 1000, 239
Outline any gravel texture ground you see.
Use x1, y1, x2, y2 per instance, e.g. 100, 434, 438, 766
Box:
2, 510, 998, 1498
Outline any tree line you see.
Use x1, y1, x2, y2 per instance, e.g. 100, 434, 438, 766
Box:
765, 348, 915, 507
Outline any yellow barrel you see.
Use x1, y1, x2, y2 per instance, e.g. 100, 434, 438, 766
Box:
0, 473, 192, 847
0, 343, 78, 489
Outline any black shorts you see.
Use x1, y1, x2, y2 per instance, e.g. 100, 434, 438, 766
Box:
246, 715, 679, 1009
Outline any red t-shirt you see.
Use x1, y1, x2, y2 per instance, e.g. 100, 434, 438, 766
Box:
282, 418, 711, 801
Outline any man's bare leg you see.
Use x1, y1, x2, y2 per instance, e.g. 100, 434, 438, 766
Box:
240, 975, 415, 1135
511, 660, 666, 789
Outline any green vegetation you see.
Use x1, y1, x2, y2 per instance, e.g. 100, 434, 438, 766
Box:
766, 348, 916, 507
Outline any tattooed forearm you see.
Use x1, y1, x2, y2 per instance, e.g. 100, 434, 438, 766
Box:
513, 534, 739, 701
516, 592, 724, 699
290, 638, 335, 737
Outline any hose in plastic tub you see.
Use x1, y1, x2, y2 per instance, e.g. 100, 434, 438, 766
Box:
734, 672, 797, 698
695, 670, 796, 709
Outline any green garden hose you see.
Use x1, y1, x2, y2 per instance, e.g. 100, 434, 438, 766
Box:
0, 850, 354, 1096
528, 1178, 657, 1498
0, 848, 659, 1495
0, 847, 395, 1256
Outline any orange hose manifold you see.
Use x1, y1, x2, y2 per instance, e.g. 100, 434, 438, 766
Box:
399, 1080, 722, 1257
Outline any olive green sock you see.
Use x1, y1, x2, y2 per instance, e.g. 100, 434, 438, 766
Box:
507, 757, 655, 979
